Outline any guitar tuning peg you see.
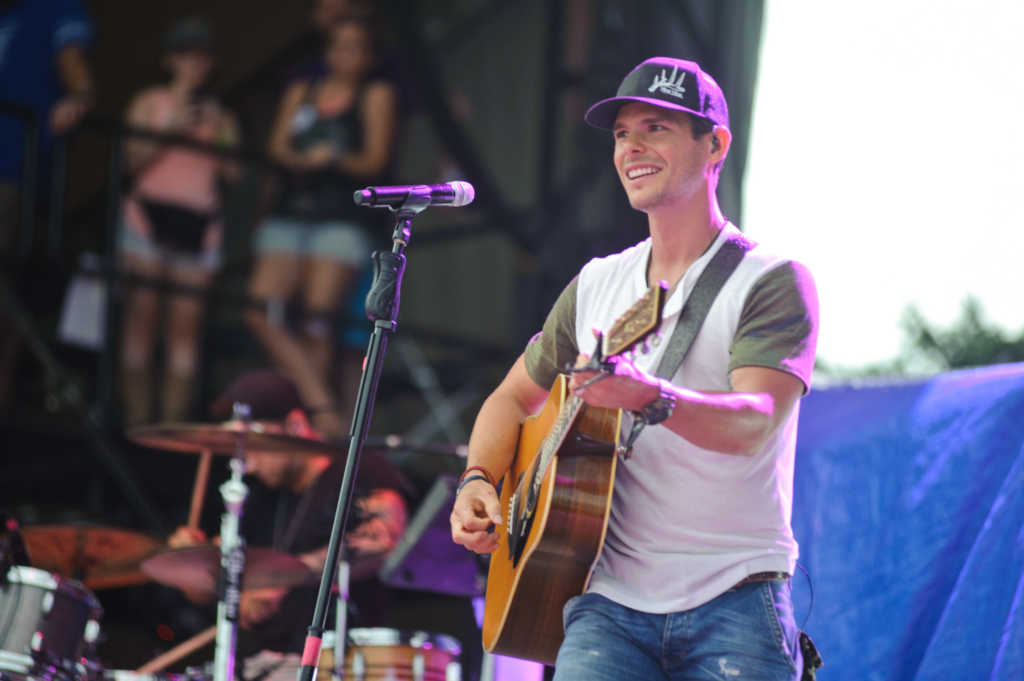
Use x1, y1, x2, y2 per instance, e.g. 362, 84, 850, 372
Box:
640, 338, 651, 354
651, 333, 662, 348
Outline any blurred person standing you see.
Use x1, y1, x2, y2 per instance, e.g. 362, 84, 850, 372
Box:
118, 16, 240, 426
0, 0, 94, 247
0, 0, 94, 411
245, 16, 398, 441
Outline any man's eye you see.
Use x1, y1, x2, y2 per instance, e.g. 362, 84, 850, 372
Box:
614, 130, 628, 139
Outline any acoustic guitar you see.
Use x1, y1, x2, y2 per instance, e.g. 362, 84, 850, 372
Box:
481, 281, 668, 664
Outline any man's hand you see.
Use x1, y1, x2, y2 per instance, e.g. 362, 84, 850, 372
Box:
167, 526, 207, 548
346, 489, 406, 556
568, 353, 659, 412
300, 143, 336, 169
239, 587, 287, 629
166, 526, 213, 604
50, 94, 91, 133
52, 46, 93, 134
450, 479, 502, 554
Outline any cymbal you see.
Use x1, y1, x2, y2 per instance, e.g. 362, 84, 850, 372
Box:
127, 421, 344, 457
22, 524, 162, 589
141, 545, 316, 596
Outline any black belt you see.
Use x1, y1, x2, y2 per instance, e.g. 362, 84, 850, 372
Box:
735, 571, 790, 587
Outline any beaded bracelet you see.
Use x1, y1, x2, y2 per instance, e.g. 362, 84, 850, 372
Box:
455, 474, 492, 496
458, 465, 497, 488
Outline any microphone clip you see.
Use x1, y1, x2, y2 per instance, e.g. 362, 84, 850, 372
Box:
393, 189, 433, 216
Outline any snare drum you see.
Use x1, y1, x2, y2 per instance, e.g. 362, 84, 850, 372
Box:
319, 629, 461, 681
0, 566, 102, 681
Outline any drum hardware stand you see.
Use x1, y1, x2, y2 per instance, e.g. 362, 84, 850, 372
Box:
296, 192, 433, 681
212, 402, 252, 681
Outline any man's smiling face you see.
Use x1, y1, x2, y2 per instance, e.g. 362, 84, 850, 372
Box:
612, 102, 712, 213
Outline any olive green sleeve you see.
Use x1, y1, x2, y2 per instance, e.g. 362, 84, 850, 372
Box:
729, 261, 819, 392
523, 277, 579, 390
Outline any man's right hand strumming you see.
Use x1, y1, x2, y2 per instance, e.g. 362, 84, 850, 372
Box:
450, 475, 502, 554
450, 355, 550, 555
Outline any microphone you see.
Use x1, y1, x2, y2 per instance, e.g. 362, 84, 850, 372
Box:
353, 181, 475, 209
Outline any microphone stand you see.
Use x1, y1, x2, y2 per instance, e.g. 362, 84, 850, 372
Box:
295, 193, 432, 681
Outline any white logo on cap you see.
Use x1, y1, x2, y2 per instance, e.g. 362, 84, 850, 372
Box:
649, 66, 687, 99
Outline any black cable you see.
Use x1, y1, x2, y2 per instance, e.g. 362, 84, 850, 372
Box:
795, 560, 814, 630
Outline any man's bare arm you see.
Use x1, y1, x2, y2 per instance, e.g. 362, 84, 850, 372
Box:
450, 355, 549, 553
51, 46, 94, 133
570, 359, 804, 456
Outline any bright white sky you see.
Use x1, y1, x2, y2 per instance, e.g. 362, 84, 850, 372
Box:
744, 0, 1024, 369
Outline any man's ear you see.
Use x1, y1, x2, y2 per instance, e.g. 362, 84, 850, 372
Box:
710, 125, 731, 162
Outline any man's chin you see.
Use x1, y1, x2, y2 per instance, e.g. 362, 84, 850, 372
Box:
627, 194, 657, 213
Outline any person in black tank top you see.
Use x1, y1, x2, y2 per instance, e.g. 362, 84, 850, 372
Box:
275, 76, 373, 223
246, 17, 399, 441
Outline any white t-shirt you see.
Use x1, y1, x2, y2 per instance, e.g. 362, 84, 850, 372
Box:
524, 223, 819, 613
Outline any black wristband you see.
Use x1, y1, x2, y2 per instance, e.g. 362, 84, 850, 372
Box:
456, 474, 492, 496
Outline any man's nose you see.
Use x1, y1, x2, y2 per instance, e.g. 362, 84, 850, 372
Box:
626, 134, 648, 154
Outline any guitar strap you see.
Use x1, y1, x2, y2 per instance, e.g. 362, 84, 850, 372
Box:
654, 230, 755, 379
619, 230, 754, 454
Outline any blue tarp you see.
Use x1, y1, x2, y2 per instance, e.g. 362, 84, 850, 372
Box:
793, 363, 1024, 681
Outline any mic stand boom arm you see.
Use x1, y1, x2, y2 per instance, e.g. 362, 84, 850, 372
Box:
295, 193, 432, 681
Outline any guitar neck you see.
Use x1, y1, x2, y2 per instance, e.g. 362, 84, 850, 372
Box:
521, 389, 585, 501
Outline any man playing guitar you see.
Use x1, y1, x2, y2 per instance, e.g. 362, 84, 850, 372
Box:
450, 57, 819, 681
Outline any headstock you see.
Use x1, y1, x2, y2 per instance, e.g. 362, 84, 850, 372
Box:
601, 280, 669, 359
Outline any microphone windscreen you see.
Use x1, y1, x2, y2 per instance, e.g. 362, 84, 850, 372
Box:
448, 181, 475, 207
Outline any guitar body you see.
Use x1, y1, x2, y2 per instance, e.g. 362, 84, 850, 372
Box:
482, 374, 620, 664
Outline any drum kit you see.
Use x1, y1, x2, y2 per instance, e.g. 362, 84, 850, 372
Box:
1, 413, 473, 681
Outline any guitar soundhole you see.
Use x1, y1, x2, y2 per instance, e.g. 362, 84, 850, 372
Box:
508, 471, 531, 567
568, 432, 609, 457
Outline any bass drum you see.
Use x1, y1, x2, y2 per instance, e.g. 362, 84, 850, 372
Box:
320, 628, 461, 681
0, 566, 102, 681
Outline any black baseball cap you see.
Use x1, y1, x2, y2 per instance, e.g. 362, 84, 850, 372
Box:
584, 57, 729, 131
164, 16, 215, 54
209, 370, 305, 422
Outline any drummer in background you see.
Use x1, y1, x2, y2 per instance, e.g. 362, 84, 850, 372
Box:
167, 369, 411, 656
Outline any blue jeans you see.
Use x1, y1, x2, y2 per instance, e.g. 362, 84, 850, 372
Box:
553, 582, 803, 681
